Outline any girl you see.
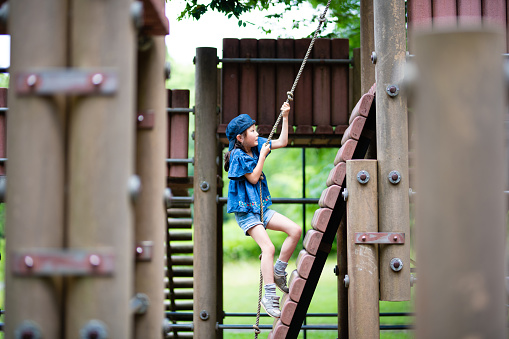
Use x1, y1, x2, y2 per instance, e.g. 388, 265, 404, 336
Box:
223, 102, 302, 318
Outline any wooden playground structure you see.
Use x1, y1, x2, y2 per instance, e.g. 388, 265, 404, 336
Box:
0, 0, 508, 338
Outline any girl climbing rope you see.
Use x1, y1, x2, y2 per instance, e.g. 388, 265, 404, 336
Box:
224, 102, 302, 318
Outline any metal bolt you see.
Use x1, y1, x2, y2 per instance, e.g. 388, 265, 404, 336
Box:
342, 188, 348, 201
136, 246, 143, 255
386, 84, 400, 97
361, 235, 366, 242
26, 74, 38, 88
24, 255, 34, 268
130, 1, 144, 29
137, 115, 144, 122
164, 187, 173, 208
393, 235, 398, 242
88, 330, 99, 339
91, 73, 104, 86
89, 254, 101, 267
200, 310, 209, 320
164, 61, 171, 80
356, 170, 370, 184
410, 274, 417, 287
200, 181, 210, 192
390, 257, 403, 272
333, 265, 338, 276
388, 170, 401, 184
128, 175, 142, 203
15, 321, 42, 339
344, 275, 350, 288
80, 320, 108, 339
371, 51, 377, 64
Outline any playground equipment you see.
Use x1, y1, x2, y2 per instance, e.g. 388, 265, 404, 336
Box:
1, 0, 508, 338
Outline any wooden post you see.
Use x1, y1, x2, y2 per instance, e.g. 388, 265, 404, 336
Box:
346, 160, 379, 338
414, 29, 507, 339
66, 0, 136, 336
0, 88, 6, 176
360, 0, 375, 95
194, 47, 218, 337
351, 48, 361, 111
373, 0, 410, 301
134, 36, 167, 338
5, 0, 67, 337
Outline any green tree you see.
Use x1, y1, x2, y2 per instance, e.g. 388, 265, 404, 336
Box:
170, 0, 360, 49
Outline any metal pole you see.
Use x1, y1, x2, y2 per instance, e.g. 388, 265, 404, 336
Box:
346, 160, 379, 338
414, 28, 507, 339
373, 0, 411, 301
5, 0, 67, 337
193, 47, 218, 337
134, 36, 167, 338
66, 0, 136, 336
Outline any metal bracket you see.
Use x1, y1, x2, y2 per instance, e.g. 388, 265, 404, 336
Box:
355, 232, 405, 244
12, 249, 115, 276
137, 110, 155, 129
15, 69, 118, 95
135, 241, 153, 261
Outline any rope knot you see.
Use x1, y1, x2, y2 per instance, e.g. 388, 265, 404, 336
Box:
286, 91, 294, 101
253, 325, 261, 335
318, 14, 326, 22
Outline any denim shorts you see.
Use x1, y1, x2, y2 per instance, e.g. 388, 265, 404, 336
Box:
235, 209, 276, 236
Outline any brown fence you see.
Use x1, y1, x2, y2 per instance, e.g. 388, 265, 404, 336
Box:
219, 38, 350, 146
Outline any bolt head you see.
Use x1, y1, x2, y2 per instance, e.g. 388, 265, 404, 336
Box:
361, 235, 366, 242
389, 86, 397, 93
26, 74, 38, 87
393, 236, 398, 242
392, 173, 399, 181
89, 254, 101, 267
360, 173, 367, 181
24, 255, 34, 268
136, 246, 143, 254
21, 330, 34, 339
393, 261, 400, 269
138, 115, 144, 122
91, 73, 104, 86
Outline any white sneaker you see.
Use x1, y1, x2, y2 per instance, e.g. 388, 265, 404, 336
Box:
260, 295, 281, 318
274, 270, 289, 293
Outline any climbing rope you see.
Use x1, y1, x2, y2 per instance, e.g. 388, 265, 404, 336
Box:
253, 1, 332, 336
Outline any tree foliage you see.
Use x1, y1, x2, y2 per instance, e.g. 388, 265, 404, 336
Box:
170, 0, 360, 48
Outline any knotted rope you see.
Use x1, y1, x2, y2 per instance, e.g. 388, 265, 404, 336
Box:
253, 2, 332, 337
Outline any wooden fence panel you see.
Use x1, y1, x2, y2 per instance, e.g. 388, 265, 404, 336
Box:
294, 38, 313, 135
331, 38, 349, 131
276, 39, 295, 128
257, 39, 276, 135
239, 39, 258, 121
221, 38, 240, 132
169, 89, 190, 178
312, 39, 332, 134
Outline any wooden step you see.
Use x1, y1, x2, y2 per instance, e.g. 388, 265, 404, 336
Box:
169, 244, 193, 254
311, 208, 332, 233
168, 231, 193, 241
167, 208, 192, 218
165, 300, 193, 310
170, 255, 193, 266
318, 185, 341, 209
288, 270, 306, 303
303, 230, 323, 256
167, 289, 193, 299
168, 218, 193, 228
172, 267, 193, 277
172, 278, 193, 289
326, 161, 346, 187
296, 249, 315, 279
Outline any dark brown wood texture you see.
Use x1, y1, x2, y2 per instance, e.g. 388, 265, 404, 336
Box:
0, 88, 6, 175
169, 90, 190, 178
221, 38, 349, 146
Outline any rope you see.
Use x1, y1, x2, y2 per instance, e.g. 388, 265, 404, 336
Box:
253, 1, 332, 336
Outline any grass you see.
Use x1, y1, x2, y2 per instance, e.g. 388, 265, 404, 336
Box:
223, 256, 414, 339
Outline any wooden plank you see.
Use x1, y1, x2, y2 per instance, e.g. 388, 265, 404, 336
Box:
360, 0, 375, 96
280, 293, 298, 326
270, 319, 289, 338
134, 36, 167, 338
349, 93, 374, 124
457, 0, 481, 25
6, 0, 66, 337
415, 28, 507, 339
331, 38, 349, 129
294, 39, 313, 135
318, 184, 341, 209
334, 139, 357, 165
327, 161, 346, 187
346, 160, 379, 339
432, 0, 457, 26
311, 208, 333, 232
303, 229, 323, 255
239, 39, 258, 121
169, 90, 190, 178
374, 0, 411, 301
220, 38, 240, 133
296, 249, 315, 279
276, 39, 295, 128
341, 116, 366, 145
482, 0, 507, 51
288, 269, 306, 302
0, 88, 6, 175
312, 39, 332, 134
257, 39, 276, 135
141, 0, 169, 35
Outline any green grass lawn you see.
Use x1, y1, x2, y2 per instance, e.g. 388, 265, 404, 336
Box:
223, 256, 414, 338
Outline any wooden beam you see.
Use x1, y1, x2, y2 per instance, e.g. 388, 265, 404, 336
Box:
373, 0, 411, 301
414, 28, 507, 339
346, 160, 379, 339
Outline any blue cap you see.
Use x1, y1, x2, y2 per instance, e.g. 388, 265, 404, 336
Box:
225, 114, 256, 151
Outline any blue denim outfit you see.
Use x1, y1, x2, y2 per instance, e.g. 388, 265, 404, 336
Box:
227, 137, 272, 215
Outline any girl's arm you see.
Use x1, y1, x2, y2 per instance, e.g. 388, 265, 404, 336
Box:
271, 102, 290, 150
244, 143, 271, 185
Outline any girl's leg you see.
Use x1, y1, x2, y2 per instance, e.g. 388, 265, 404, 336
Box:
247, 224, 275, 285
266, 212, 302, 262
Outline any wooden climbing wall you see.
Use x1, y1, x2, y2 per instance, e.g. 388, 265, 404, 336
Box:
219, 38, 350, 146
